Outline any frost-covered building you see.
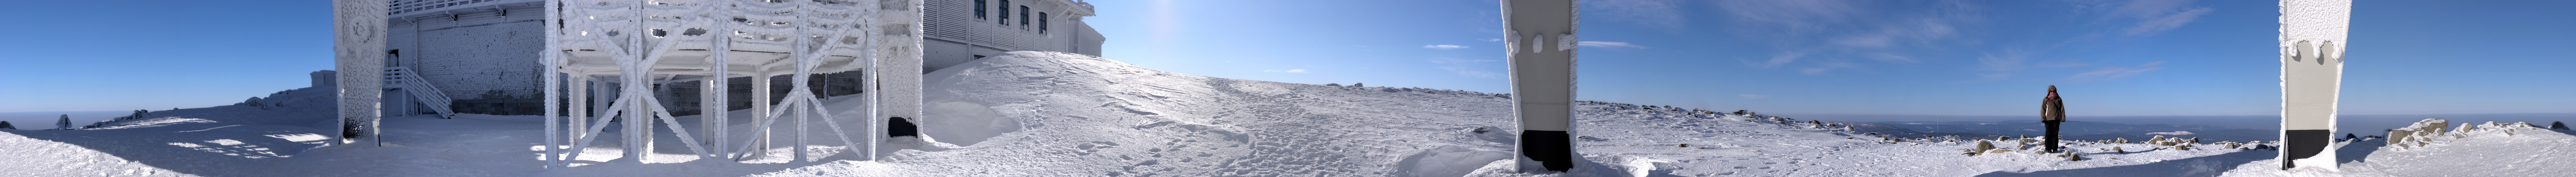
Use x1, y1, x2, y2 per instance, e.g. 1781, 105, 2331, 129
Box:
379, 0, 1102, 116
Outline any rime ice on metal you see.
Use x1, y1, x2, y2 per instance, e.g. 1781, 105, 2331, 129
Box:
1503, 0, 1578, 172
335, 0, 390, 145
538, 0, 924, 168
2277, 0, 2351, 171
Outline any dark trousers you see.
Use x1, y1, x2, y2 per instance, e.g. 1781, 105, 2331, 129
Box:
2044, 120, 2062, 153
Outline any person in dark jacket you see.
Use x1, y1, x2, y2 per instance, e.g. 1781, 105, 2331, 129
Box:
2041, 85, 2066, 153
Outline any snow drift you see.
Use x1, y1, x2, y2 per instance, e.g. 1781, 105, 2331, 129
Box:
4, 51, 2569, 177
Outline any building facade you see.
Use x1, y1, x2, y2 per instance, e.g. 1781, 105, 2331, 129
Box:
380, 0, 1101, 116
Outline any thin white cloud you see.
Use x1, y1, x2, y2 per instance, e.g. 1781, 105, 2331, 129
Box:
1713, 0, 1864, 30
1709, 0, 1975, 75
1975, 50, 2031, 72
2071, 61, 2166, 80
2092, 0, 2214, 36
1963, 50, 2032, 82
2103, 0, 2194, 19
1483, 38, 1503, 42
1978, 73, 2013, 80
1586, 0, 1688, 30
1760, 51, 1806, 68
1422, 45, 1470, 50
1862, 53, 1919, 63
1740, 94, 1772, 99
1577, 41, 1648, 48
1800, 60, 1860, 75
2125, 7, 2212, 35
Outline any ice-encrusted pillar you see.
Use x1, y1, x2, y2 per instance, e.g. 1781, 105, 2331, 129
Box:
1503, 0, 1578, 172
871, 0, 928, 161
332, 0, 387, 145
2278, 0, 2350, 170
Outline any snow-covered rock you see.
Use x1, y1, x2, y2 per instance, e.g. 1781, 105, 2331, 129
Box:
2222, 121, 2576, 177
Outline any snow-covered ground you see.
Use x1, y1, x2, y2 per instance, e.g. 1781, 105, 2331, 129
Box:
2, 51, 2568, 176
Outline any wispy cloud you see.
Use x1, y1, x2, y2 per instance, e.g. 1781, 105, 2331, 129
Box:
1975, 50, 2032, 72
1586, 0, 1688, 30
1712, 0, 1864, 30
1422, 45, 1470, 50
1758, 51, 1806, 68
1432, 58, 1503, 78
1708, 0, 1976, 75
1262, 69, 1310, 73
1740, 94, 1772, 99
1483, 38, 1502, 42
1966, 50, 2034, 82
2071, 61, 2165, 80
2125, 7, 2212, 35
1862, 53, 1919, 63
1801, 60, 1860, 75
1577, 41, 1649, 48
2037, 62, 2092, 68
1977, 73, 2013, 81
2092, 0, 2215, 35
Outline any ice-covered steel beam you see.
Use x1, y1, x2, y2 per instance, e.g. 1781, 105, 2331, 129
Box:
871, 0, 927, 161
2278, 0, 2350, 170
333, 0, 388, 146
1503, 0, 1577, 172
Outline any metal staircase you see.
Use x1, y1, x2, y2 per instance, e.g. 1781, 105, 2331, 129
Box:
384, 67, 457, 118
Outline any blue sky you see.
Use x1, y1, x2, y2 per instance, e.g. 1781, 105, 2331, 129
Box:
2, 0, 2568, 118
1086, 0, 2574, 116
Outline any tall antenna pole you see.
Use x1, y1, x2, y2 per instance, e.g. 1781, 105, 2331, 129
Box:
1503, 0, 1578, 172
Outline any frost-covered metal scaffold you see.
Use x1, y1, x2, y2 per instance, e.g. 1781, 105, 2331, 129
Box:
540, 0, 916, 168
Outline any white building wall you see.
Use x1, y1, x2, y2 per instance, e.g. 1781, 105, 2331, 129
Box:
412, 20, 546, 99
1073, 20, 1104, 57
390, 1, 550, 100
920, 0, 1099, 72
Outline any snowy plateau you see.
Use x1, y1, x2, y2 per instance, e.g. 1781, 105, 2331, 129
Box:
4, 51, 2571, 177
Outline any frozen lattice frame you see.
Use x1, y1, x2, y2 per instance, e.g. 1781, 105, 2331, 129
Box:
542, 0, 906, 168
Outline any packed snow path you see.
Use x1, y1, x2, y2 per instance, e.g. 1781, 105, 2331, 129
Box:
5, 51, 2570, 176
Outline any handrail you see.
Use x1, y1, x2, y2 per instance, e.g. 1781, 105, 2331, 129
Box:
385, 67, 457, 118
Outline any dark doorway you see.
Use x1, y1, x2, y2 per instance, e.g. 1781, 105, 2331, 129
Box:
889, 117, 919, 137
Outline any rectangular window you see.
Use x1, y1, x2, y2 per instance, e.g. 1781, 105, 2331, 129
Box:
1039, 12, 1049, 33
998, 0, 1010, 25
1019, 6, 1030, 26
973, 0, 986, 19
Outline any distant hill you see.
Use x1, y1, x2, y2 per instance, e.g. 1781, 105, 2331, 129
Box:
1862, 120, 2247, 137
2061, 129, 2278, 143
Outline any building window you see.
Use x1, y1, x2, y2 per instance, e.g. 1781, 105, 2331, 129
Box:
1039, 12, 1049, 33
1019, 6, 1030, 26
998, 0, 1010, 25
973, 0, 986, 19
